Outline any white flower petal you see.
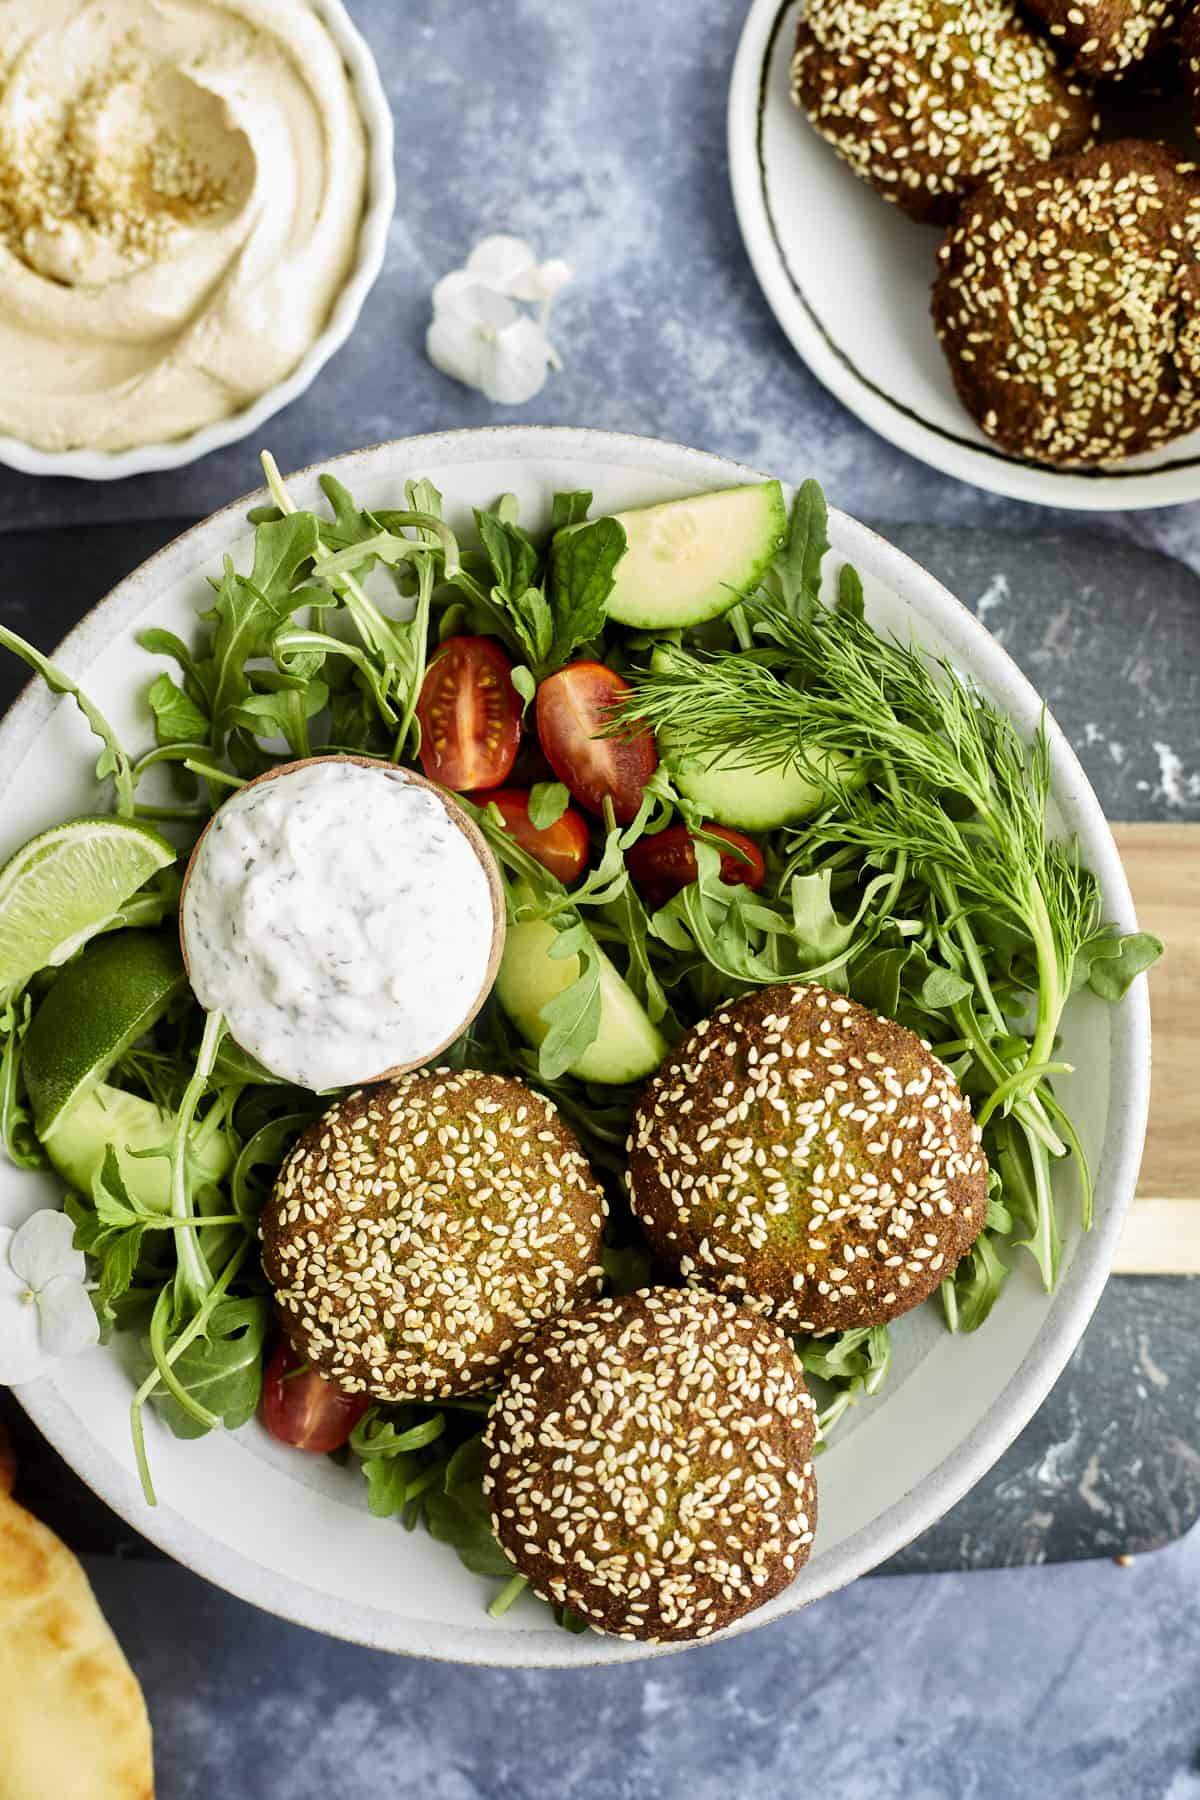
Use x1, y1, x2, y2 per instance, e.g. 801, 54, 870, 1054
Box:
430, 272, 517, 330
9, 1208, 84, 1291
465, 233, 538, 294
477, 316, 555, 405
426, 312, 490, 392
0, 1291, 49, 1386
36, 1275, 100, 1359
508, 258, 573, 306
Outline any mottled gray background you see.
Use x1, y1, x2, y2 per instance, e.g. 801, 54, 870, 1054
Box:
1, 0, 1198, 1795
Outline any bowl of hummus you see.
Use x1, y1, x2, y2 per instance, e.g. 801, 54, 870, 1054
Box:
0, 0, 394, 479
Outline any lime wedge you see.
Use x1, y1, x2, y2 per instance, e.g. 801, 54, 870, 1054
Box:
0, 816, 175, 995
23, 930, 186, 1133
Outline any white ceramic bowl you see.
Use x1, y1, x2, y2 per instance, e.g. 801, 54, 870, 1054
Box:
0, 1, 395, 482
729, 0, 1200, 510
0, 428, 1150, 1664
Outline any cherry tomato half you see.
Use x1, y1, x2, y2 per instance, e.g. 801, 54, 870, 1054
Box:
415, 636, 522, 791
478, 787, 591, 885
261, 1339, 370, 1454
535, 662, 658, 824
625, 823, 766, 911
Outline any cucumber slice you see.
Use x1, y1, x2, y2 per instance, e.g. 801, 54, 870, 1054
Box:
586, 482, 787, 630
495, 918, 667, 1084
668, 740, 861, 831
41, 1081, 233, 1214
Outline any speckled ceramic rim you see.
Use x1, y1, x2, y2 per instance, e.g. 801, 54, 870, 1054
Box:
1, 428, 1150, 1666
728, 0, 1200, 510
0, 0, 396, 482
178, 755, 507, 1081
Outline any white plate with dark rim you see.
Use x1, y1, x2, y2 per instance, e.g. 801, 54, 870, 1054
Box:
0, 428, 1150, 1665
728, 0, 1200, 511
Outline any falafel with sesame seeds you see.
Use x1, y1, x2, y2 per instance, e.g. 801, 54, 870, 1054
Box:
483, 1289, 819, 1643
932, 140, 1200, 467
1182, 7, 1200, 125
260, 1070, 607, 1402
627, 983, 988, 1336
1023, 0, 1182, 79
789, 0, 1096, 226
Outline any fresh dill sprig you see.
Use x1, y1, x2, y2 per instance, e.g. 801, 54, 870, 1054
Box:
622, 575, 1150, 1294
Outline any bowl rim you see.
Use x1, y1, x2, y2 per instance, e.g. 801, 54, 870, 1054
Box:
1, 426, 1152, 1665
727, 0, 1200, 511
0, 0, 397, 482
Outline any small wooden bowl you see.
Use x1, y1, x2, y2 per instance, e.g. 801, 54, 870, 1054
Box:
180, 755, 506, 1085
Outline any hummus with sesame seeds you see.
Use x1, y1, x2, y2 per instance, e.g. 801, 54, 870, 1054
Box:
0, 0, 366, 453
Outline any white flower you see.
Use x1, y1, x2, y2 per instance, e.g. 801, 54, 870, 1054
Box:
0, 1210, 99, 1385
426, 234, 572, 406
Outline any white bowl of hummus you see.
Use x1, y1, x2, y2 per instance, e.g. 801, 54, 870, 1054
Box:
0, 0, 395, 479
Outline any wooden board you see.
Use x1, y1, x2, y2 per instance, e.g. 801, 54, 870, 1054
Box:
1112, 823, 1199, 1274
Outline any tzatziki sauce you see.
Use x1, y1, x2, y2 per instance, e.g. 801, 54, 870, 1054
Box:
182, 761, 497, 1090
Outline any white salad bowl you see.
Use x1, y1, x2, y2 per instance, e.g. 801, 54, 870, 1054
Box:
0, 0, 395, 482
0, 428, 1150, 1665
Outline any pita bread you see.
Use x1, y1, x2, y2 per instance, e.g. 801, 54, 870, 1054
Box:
0, 1489, 154, 1799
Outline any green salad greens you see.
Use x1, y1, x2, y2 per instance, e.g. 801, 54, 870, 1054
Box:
0, 457, 1159, 1627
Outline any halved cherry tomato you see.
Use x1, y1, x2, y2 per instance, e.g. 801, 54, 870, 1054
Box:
535, 662, 658, 824
415, 636, 522, 791
261, 1339, 370, 1454
625, 823, 766, 911
478, 787, 590, 885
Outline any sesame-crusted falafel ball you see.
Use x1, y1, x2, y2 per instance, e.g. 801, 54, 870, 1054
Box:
261, 1070, 607, 1401
789, 0, 1096, 226
1024, 0, 1182, 78
628, 983, 988, 1336
932, 141, 1200, 467
483, 1289, 819, 1643
1182, 8, 1200, 128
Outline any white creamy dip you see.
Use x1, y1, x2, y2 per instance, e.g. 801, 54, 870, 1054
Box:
182, 763, 498, 1091
0, 0, 366, 452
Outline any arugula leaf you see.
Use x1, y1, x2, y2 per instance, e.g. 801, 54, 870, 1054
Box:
202, 513, 320, 749
147, 673, 210, 746
537, 921, 604, 1080
1075, 929, 1163, 1002
836, 562, 865, 620
423, 1436, 516, 1580
149, 1296, 270, 1438
774, 479, 829, 617
0, 624, 135, 815
0, 993, 44, 1171
551, 490, 593, 530
527, 782, 571, 830
544, 516, 626, 667
229, 677, 330, 760
475, 507, 541, 609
